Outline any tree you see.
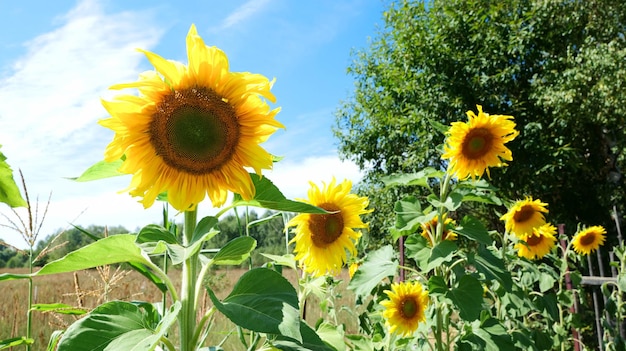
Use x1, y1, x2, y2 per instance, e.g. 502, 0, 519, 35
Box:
335, 0, 626, 244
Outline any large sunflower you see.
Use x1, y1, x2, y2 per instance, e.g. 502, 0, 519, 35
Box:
500, 197, 549, 237
572, 225, 607, 255
287, 178, 371, 277
515, 223, 557, 260
99, 24, 283, 211
420, 214, 458, 246
442, 105, 519, 180
381, 281, 429, 337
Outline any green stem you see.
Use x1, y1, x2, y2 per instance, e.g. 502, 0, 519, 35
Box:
435, 173, 453, 244
159, 336, 177, 351
435, 301, 445, 351
191, 307, 216, 348
180, 209, 199, 351
26, 249, 33, 351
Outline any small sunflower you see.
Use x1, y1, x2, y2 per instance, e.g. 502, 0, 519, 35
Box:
500, 197, 549, 237
381, 281, 429, 337
515, 223, 557, 260
442, 105, 519, 180
572, 225, 607, 255
420, 214, 458, 246
99, 24, 283, 211
287, 178, 371, 277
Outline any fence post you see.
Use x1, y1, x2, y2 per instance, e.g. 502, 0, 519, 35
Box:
559, 224, 581, 351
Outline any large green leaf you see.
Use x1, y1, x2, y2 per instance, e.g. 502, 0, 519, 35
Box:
0, 146, 26, 208
426, 240, 457, 271
316, 322, 346, 351
271, 321, 334, 351
212, 236, 257, 265
348, 245, 398, 297
393, 196, 426, 233
191, 216, 220, 244
70, 159, 125, 182
136, 224, 178, 245
452, 216, 493, 245
56, 301, 179, 351
36, 234, 151, 275
469, 247, 513, 292
208, 267, 301, 342
232, 174, 327, 213
445, 275, 483, 321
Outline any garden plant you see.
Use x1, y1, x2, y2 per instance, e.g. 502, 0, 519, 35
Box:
0, 21, 622, 351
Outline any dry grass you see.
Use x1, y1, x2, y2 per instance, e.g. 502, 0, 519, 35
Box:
0, 267, 356, 351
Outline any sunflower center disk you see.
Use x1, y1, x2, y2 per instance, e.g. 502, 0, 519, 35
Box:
462, 128, 493, 159
579, 233, 596, 246
525, 234, 542, 246
309, 204, 344, 247
513, 205, 535, 223
150, 88, 240, 174
400, 298, 418, 319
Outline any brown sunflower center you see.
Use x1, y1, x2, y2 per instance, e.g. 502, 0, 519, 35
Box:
150, 87, 239, 174
578, 232, 596, 246
400, 297, 419, 319
525, 233, 543, 246
462, 128, 494, 159
513, 205, 535, 223
309, 203, 344, 247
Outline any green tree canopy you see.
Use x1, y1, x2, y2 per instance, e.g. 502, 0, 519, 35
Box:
335, 0, 626, 244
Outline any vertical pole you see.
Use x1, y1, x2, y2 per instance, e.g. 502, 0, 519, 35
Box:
559, 224, 581, 351
399, 235, 405, 282
587, 253, 604, 350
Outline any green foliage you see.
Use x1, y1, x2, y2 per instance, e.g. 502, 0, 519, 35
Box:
0, 146, 27, 208
335, 0, 626, 243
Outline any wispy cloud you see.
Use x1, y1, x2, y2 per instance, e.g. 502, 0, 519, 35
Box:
0, 0, 163, 246
214, 0, 272, 31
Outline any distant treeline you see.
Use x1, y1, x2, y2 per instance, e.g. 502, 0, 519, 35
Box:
0, 210, 290, 268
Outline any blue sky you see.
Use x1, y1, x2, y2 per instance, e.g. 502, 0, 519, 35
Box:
0, 0, 387, 248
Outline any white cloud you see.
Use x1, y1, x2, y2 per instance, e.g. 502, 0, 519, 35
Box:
0, 0, 162, 248
213, 0, 272, 31
265, 154, 362, 201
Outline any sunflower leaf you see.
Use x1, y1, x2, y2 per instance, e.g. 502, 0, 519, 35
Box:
0, 146, 27, 208
69, 159, 125, 182
445, 275, 483, 321
207, 267, 301, 342
427, 240, 458, 271
0, 337, 34, 349
56, 301, 179, 351
453, 215, 493, 245
36, 234, 153, 275
212, 236, 257, 265
468, 246, 513, 292
232, 174, 327, 213
381, 168, 444, 188
348, 245, 398, 297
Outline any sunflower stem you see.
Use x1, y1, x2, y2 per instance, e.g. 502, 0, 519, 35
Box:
181, 209, 198, 351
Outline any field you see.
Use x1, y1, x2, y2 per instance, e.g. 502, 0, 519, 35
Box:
0, 266, 356, 351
